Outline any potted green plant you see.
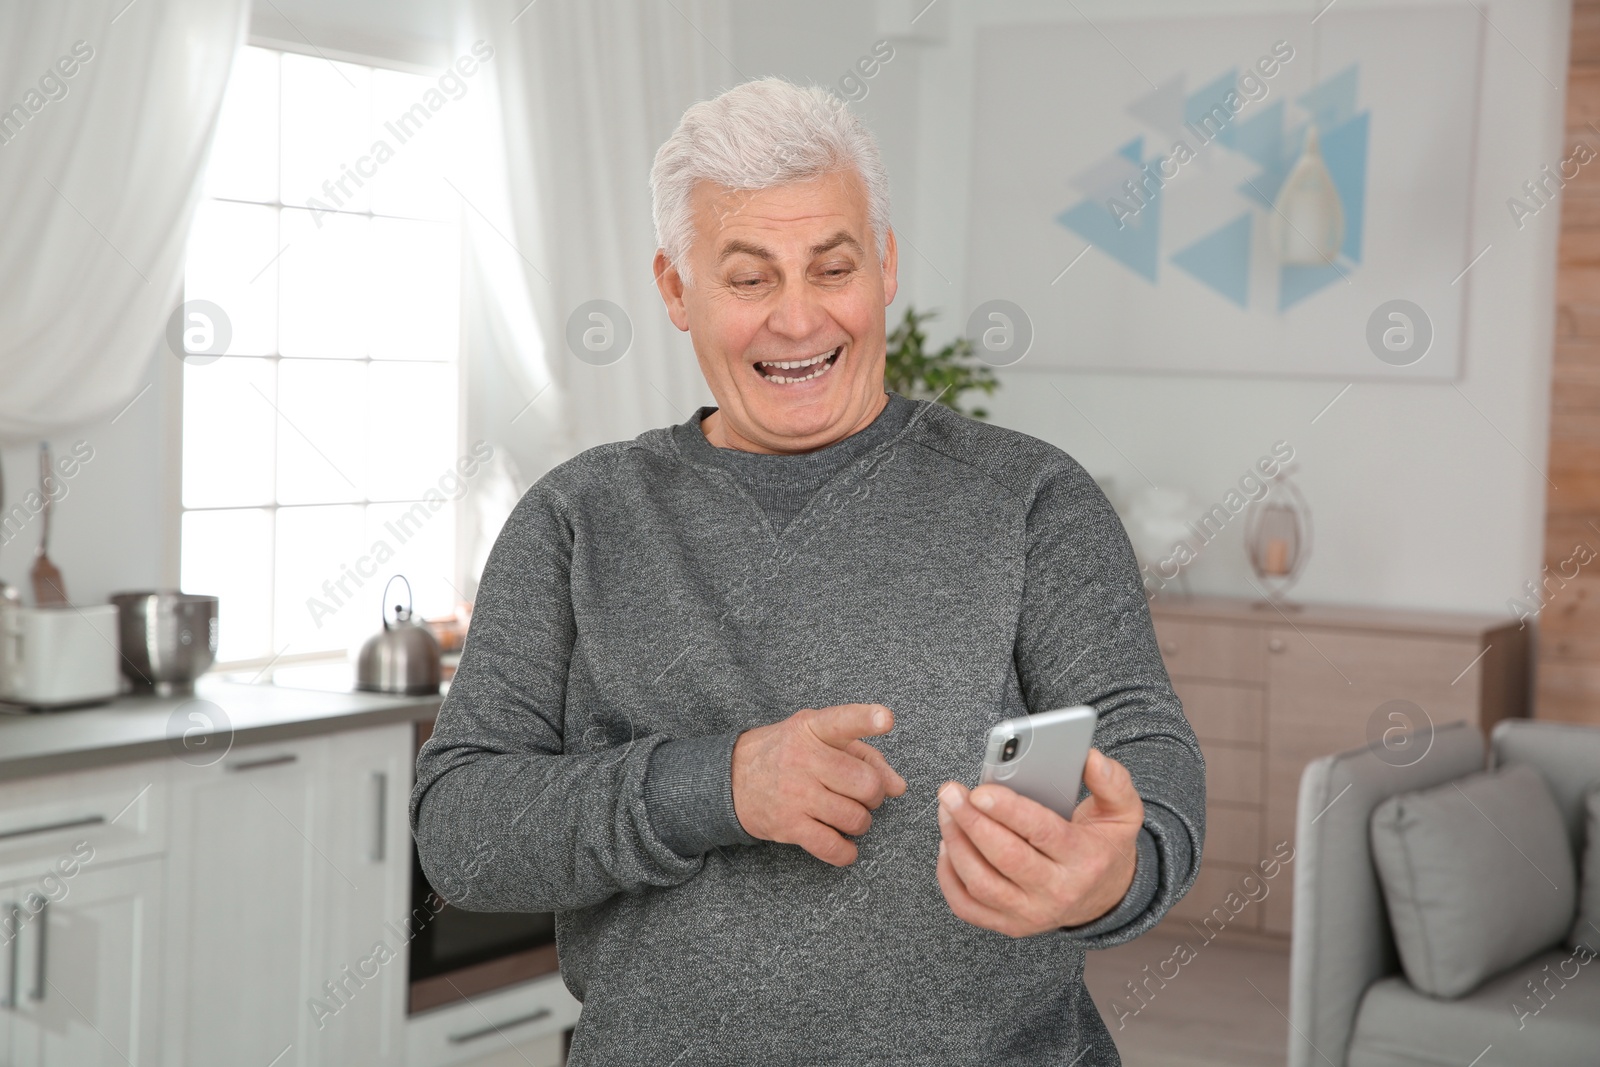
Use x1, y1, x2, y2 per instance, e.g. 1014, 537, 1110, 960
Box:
883, 306, 1000, 420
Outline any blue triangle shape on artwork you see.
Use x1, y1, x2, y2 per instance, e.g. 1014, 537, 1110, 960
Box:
1057, 191, 1162, 283
1238, 122, 1306, 208
1185, 69, 1240, 147
1057, 139, 1161, 282
1320, 110, 1369, 264
1127, 75, 1187, 138
1171, 213, 1252, 307
1228, 100, 1284, 171
1279, 262, 1346, 311
1297, 65, 1359, 133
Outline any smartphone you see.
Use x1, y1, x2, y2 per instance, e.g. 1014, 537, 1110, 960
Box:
978, 705, 1098, 820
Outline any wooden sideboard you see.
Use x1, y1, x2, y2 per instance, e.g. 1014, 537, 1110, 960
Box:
1150, 596, 1529, 937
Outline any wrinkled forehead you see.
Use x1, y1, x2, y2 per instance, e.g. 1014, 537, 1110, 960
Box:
688, 170, 873, 261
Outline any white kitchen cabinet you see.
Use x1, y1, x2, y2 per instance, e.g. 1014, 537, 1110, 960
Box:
0, 759, 168, 1067
0, 709, 429, 1067
5, 858, 165, 1067
160, 725, 415, 1067
306, 725, 413, 1067
161, 737, 326, 1066
0, 888, 18, 1067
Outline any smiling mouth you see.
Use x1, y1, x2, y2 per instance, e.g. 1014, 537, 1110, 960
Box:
753, 346, 842, 385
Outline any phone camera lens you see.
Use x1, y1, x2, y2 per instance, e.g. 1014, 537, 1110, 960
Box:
1001, 736, 1018, 761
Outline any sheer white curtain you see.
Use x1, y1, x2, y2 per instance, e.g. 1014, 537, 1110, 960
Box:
459, 0, 737, 461
0, 0, 249, 439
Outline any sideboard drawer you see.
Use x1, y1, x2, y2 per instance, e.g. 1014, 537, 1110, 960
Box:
1205, 801, 1262, 867
1174, 679, 1264, 745
1202, 741, 1263, 806
1153, 617, 1266, 684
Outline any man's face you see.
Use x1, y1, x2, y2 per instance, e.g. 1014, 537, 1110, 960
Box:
653, 169, 898, 454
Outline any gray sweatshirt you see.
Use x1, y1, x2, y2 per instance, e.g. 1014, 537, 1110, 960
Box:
411, 391, 1206, 1066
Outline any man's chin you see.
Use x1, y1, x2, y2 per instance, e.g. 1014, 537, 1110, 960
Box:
725, 390, 863, 452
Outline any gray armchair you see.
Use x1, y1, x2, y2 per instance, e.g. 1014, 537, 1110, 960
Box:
1287, 719, 1600, 1067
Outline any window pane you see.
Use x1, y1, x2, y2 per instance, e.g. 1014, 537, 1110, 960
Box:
369, 69, 458, 221
279, 53, 372, 212
365, 362, 457, 500
278, 208, 371, 357
366, 502, 457, 622
182, 357, 276, 508
205, 47, 279, 203
276, 359, 366, 504
369, 217, 460, 361
184, 200, 279, 356
275, 504, 365, 655
182, 508, 273, 662
181, 47, 467, 664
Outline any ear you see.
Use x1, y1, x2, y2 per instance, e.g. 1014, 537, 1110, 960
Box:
653, 249, 690, 332
880, 227, 899, 307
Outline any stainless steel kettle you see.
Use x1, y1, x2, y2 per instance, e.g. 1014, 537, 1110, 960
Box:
356, 575, 441, 695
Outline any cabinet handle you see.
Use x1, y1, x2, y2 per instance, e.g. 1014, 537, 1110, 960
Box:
371, 772, 387, 863
0, 815, 105, 843
227, 754, 298, 773
28, 895, 44, 1002
1268, 638, 1286, 653
448, 1007, 551, 1044
2, 902, 16, 1010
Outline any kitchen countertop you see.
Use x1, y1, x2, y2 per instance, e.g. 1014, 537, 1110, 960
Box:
0, 664, 443, 782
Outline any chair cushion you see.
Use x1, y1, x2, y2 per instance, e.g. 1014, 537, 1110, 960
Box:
1348, 947, 1600, 1067
1370, 763, 1576, 998
1575, 785, 1600, 952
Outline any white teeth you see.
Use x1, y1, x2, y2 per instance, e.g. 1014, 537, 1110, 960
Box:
763, 351, 833, 370
758, 347, 840, 385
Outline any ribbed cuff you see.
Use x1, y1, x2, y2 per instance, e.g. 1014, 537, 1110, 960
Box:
643, 731, 760, 858
1059, 827, 1160, 939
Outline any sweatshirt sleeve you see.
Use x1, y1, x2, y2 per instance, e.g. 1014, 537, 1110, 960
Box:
1011, 459, 1207, 949
410, 478, 738, 913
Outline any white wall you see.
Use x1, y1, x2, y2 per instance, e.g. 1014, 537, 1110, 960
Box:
884, 0, 1567, 615
0, 0, 1568, 622
0, 343, 175, 607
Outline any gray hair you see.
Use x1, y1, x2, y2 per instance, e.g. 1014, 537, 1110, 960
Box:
650, 76, 891, 286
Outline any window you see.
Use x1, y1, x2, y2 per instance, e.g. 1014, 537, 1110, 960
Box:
179, 46, 463, 666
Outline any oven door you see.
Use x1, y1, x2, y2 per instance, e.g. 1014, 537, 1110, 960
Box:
409, 719, 561, 1014
407, 852, 560, 1013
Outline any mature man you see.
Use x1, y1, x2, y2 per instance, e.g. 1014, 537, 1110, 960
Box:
412, 77, 1205, 1066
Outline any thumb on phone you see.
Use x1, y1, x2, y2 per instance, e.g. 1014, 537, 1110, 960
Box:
1073, 749, 1143, 827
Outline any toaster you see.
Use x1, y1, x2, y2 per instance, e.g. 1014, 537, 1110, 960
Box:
0, 601, 121, 709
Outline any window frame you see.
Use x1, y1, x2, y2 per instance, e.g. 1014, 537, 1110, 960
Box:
172, 40, 471, 674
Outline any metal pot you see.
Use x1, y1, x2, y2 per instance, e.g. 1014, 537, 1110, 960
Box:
356, 576, 440, 696
111, 591, 220, 697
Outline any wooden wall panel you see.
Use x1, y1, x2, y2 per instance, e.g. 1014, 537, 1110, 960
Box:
1539, 0, 1600, 726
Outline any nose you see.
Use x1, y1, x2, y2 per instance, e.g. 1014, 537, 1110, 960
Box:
765, 276, 830, 344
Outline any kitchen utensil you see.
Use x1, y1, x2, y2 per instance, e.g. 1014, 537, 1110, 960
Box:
111, 591, 220, 696
356, 575, 440, 695
0, 601, 120, 709
30, 443, 66, 606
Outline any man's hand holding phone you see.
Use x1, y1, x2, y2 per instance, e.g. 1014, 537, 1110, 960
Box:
731, 703, 908, 866
935, 749, 1145, 937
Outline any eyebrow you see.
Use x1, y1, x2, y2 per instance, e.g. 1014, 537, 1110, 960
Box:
716, 230, 864, 264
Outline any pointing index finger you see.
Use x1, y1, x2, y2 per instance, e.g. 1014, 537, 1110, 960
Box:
807, 703, 894, 749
